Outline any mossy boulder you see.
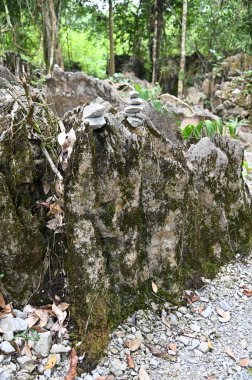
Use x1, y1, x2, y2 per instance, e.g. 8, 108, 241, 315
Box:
64, 108, 252, 363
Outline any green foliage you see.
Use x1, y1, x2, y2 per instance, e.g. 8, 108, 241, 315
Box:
14, 329, 40, 342
180, 118, 248, 141
134, 83, 168, 113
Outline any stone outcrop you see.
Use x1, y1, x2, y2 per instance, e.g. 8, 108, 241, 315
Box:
64, 98, 252, 362
0, 66, 251, 365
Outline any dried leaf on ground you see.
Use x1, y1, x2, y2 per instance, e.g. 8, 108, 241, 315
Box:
169, 343, 177, 352
139, 367, 151, 380
26, 314, 40, 328
127, 354, 135, 368
0, 303, 12, 318
64, 348, 78, 380
57, 302, 70, 311
225, 347, 236, 360
161, 314, 170, 328
184, 291, 200, 304
23, 342, 32, 358
207, 374, 217, 380
0, 292, 6, 309
208, 339, 213, 350
152, 281, 158, 293
48, 202, 63, 216
43, 182, 50, 195
216, 307, 230, 322
243, 289, 252, 297
126, 339, 142, 352
144, 342, 177, 361
52, 302, 67, 325
34, 309, 49, 327
239, 357, 250, 367
44, 354, 57, 369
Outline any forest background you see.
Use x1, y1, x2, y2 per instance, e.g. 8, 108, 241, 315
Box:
0, 0, 251, 95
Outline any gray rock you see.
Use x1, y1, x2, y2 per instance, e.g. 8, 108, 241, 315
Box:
127, 117, 143, 128
109, 358, 126, 375
0, 341, 15, 354
85, 116, 106, 129
0, 368, 12, 380
191, 339, 200, 349
201, 306, 212, 318
33, 332, 52, 358
125, 105, 144, 114
17, 356, 34, 369
83, 103, 105, 119
219, 300, 231, 311
169, 314, 178, 326
129, 98, 143, 105
50, 343, 71, 354
190, 324, 201, 333
198, 342, 209, 353
129, 91, 139, 99
177, 336, 190, 346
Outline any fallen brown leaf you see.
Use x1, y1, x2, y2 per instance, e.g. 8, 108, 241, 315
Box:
243, 289, 252, 297
127, 354, 135, 368
57, 302, 70, 311
145, 342, 176, 361
216, 307, 230, 322
52, 302, 67, 326
139, 367, 151, 380
0, 292, 6, 309
239, 357, 250, 367
126, 339, 142, 352
169, 343, 177, 352
44, 354, 57, 369
152, 281, 158, 293
64, 348, 78, 380
225, 347, 236, 360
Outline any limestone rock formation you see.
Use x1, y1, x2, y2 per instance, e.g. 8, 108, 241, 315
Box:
64, 99, 252, 361
0, 66, 251, 364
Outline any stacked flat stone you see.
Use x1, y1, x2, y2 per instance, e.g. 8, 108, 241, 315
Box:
83, 103, 106, 129
124, 91, 144, 128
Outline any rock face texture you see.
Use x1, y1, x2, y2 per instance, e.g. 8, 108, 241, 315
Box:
0, 66, 251, 363
64, 104, 252, 360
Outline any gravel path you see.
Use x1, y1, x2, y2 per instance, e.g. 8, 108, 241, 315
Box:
80, 254, 252, 380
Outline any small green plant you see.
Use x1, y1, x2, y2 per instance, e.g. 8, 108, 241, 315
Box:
243, 160, 252, 180
134, 83, 168, 113
0, 273, 4, 280
180, 118, 248, 141
14, 329, 40, 342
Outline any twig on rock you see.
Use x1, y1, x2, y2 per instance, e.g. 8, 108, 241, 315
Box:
42, 146, 63, 181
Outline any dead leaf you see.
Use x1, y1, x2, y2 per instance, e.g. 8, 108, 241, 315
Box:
152, 281, 158, 293
127, 354, 135, 368
126, 339, 142, 352
64, 348, 78, 380
243, 289, 252, 297
139, 367, 151, 380
43, 182, 50, 195
208, 339, 213, 350
48, 202, 63, 216
0, 303, 12, 318
26, 314, 39, 328
0, 292, 6, 309
216, 307, 230, 322
95, 377, 106, 380
184, 291, 200, 304
207, 374, 217, 380
34, 309, 49, 327
144, 342, 176, 361
57, 302, 70, 311
44, 354, 57, 369
240, 357, 250, 367
169, 343, 177, 352
52, 302, 67, 326
225, 347, 236, 360
161, 314, 170, 328
23, 341, 32, 358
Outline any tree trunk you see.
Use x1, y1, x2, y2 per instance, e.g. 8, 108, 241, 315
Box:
40, 0, 64, 75
151, 0, 164, 85
108, 0, 115, 76
178, 0, 188, 98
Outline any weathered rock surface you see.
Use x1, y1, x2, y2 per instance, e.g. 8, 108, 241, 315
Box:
0, 66, 251, 366
64, 98, 252, 361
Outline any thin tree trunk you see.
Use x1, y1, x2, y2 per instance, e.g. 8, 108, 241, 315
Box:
151, 0, 164, 85
40, 0, 63, 75
178, 0, 188, 98
108, 0, 115, 76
